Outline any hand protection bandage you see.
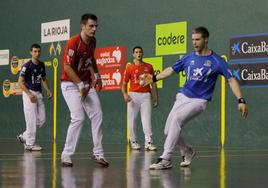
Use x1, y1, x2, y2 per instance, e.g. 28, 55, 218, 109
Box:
77, 82, 85, 90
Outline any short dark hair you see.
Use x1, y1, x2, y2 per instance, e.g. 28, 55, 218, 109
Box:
30, 44, 41, 51
132, 46, 143, 53
80, 13, 98, 25
192, 26, 210, 38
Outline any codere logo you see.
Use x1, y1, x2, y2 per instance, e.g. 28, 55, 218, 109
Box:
156, 21, 187, 56
157, 32, 185, 46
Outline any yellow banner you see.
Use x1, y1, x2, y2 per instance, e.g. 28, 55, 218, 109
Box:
143, 57, 163, 88
156, 21, 187, 56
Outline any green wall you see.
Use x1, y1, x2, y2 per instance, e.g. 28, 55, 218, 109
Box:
0, 0, 267, 148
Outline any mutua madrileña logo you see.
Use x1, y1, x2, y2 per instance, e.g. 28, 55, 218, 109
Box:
230, 34, 268, 60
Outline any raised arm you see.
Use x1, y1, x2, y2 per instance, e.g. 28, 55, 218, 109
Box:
141, 67, 175, 86
155, 67, 175, 81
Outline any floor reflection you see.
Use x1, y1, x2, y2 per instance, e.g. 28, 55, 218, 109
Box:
61, 164, 105, 188
127, 150, 156, 188
22, 151, 44, 188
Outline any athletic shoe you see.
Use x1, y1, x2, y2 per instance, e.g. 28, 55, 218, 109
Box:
16, 134, 25, 144
62, 155, 73, 167
149, 158, 172, 170
92, 155, 109, 167
24, 144, 42, 152
180, 148, 196, 167
145, 142, 157, 151
130, 140, 141, 150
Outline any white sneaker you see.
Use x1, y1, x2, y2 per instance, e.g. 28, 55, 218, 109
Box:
149, 158, 172, 170
24, 144, 42, 151
92, 155, 109, 167
180, 148, 196, 167
16, 134, 25, 144
145, 142, 157, 151
130, 141, 141, 150
62, 155, 73, 167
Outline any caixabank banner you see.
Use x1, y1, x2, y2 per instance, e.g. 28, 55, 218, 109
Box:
229, 33, 268, 88
230, 63, 268, 87
95, 46, 126, 90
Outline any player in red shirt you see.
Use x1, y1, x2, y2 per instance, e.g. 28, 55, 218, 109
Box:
61, 13, 108, 167
121, 46, 158, 151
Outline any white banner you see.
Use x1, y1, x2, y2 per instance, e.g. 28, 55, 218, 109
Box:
0, 49, 9, 65
41, 19, 70, 43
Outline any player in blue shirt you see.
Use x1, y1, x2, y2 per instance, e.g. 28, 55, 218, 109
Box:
143, 26, 248, 169
17, 44, 52, 151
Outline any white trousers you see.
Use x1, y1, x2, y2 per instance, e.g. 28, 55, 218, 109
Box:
160, 93, 207, 160
61, 81, 104, 158
22, 91, 46, 146
128, 92, 153, 144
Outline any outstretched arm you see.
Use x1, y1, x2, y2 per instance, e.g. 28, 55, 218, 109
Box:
228, 77, 248, 118
141, 67, 175, 86
155, 67, 174, 81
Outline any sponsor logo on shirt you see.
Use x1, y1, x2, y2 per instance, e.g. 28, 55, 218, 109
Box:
21, 67, 26, 73
193, 67, 203, 77
204, 60, 211, 67
68, 49, 74, 57
189, 67, 212, 82
85, 58, 92, 66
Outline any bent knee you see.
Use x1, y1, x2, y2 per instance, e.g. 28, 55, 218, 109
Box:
71, 113, 85, 124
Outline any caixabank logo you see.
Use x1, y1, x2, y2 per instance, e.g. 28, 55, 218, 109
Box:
230, 34, 268, 60
229, 63, 268, 87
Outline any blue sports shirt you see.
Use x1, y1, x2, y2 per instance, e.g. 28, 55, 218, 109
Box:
19, 60, 46, 92
172, 51, 232, 101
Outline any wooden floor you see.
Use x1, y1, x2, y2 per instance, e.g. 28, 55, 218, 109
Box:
1, 139, 268, 188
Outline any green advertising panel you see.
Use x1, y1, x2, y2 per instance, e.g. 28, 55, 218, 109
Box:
156, 21, 187, 56
143, 57, 163, 88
